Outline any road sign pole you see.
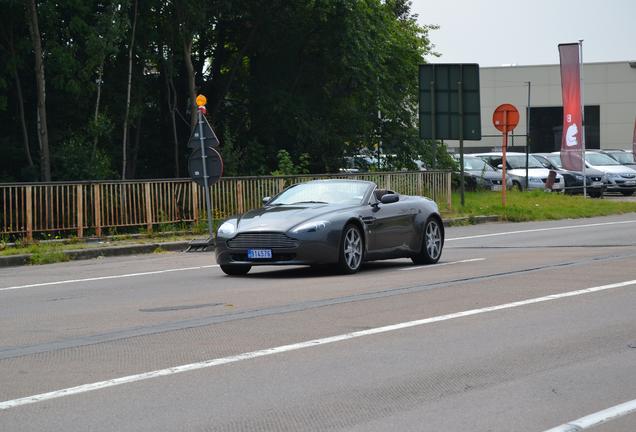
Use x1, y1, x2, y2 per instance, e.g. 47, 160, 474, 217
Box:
458, 79, 465, 207
502, 110, 508, 207
197, 108, 214, 239
430, 80, 437, 169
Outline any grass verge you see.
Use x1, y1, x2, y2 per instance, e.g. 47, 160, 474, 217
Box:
443, 190, 636, 221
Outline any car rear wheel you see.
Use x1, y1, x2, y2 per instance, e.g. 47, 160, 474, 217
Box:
337, 224, 363, 274
512, 181, 523, 191
220, 264, 252, 276
412, 217, 443, 265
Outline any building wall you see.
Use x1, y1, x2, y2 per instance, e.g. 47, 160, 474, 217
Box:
446, 61, 636, 152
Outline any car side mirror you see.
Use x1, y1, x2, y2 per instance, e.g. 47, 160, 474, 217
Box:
380, 194, 399, 204
262, 196, 271, 205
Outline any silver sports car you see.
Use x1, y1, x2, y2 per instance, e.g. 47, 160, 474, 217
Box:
215, 179, 444, 275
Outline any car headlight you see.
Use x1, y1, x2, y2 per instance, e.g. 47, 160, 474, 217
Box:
217, 221, 236, 236
291, 220, 330, 233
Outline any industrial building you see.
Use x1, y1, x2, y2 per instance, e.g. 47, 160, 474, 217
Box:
446, 61, 636, 153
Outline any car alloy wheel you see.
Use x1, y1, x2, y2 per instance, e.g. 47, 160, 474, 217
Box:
412, 217, 443, 265
338, 224, 363, 273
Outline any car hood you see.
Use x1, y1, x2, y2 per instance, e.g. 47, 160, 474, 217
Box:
235, 204, 353, 232
587, 164, 636, 176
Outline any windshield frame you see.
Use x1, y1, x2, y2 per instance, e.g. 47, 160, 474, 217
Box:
267, 180, 374, 206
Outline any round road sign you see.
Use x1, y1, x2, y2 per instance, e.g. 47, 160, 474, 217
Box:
492, 104, 520, 133
188, 146, 223, 187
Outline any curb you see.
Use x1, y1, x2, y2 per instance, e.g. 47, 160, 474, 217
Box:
0, 241, 192, 268
444, 215, 500, 226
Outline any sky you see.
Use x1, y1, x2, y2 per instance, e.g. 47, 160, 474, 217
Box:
410, 0, 636, 67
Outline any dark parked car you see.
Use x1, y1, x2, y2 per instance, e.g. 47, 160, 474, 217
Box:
455, 155, 512, 191
215, 179, 444, 275
532, 153, 607, 197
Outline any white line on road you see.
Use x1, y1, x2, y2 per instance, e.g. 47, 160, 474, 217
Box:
542, 398, 636, 432
1, 278, 635, 411
0, 265, 220, 292
446, 219, 636, 241
400, 258, 485, 271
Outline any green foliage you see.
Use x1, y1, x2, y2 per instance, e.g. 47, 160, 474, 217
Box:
271, 149, 311, 176
53, 135, 115, 181
0, 0, 443, 181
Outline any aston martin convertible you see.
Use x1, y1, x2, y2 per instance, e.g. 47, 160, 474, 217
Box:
215, 179, 444, 275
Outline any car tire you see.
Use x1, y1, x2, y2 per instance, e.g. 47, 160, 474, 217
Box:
589, 190, 603, 198
620, 190, 634, 196
220, 264, 252, 276
512, 181, 523, 191
337, 224, 364, 274
412, 217, 443, 265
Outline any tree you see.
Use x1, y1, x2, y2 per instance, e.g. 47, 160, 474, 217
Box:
26, 0, 51, 181
121, 0, 138, 179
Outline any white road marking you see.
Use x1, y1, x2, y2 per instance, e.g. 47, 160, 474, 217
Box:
542, 398, 636, 432
0, 265, 220, 292
1, 278, 635, 411
446, 219, 636, 241
400, 258, 485, 271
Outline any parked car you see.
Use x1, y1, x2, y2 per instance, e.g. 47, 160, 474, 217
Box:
453, 155, 512, 191
215, 179, 444, 275
471, 152, 565, 192
584, 151, 636, 196
599, 149, 636, 167
532, 152, 606, 197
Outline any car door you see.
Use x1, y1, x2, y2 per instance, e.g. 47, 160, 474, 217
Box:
364, 193, 414, 255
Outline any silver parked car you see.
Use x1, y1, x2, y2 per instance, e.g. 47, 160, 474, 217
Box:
471, 152, 565, 192
585, 151, 636, 196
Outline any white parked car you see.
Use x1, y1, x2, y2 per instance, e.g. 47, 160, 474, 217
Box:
471, 152, 565, 192
585, 151, 636, 196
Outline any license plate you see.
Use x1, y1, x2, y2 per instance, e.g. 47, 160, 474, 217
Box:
247, 249, 272, 259
491, 185, 502, 191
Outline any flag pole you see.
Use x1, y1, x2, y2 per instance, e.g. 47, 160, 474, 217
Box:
579, 39, 587, 198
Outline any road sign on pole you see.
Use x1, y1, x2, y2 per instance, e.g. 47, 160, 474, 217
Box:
492, 104, 520, 207
186, 95, 223, 251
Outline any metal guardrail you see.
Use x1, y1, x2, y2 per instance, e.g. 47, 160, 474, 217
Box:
0, 171, 451, 240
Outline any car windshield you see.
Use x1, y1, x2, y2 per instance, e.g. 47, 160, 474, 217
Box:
548, 155, 563, 168
608, 152, 635, 164
586, 152, 620, 166
507, 155, 544, 169
463, 157, 494, 172
268, 181, 370, 206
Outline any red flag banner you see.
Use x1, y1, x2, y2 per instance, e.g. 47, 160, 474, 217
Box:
559, 43, 583, 171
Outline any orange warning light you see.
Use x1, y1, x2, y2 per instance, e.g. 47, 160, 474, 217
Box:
196, 94, 207, 107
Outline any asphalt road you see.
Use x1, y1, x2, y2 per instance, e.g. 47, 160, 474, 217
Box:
1, 214, 636, 431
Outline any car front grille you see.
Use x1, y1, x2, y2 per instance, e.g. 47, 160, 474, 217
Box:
227, 232, 299, 249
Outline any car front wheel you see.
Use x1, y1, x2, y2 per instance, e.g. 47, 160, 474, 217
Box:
412, 217, 443, 265
337, 224, 363, 274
